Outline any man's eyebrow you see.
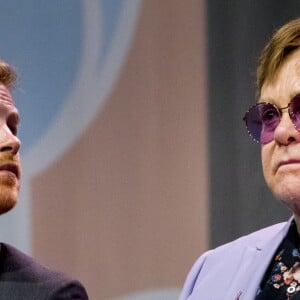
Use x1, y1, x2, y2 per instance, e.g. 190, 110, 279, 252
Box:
258, 97, 273, 103
0, 103, 20, 124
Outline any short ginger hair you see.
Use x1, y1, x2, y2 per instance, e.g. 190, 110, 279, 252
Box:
0, 60, 16, 89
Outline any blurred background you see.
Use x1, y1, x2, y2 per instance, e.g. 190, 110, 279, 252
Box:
0, 0, 299, 299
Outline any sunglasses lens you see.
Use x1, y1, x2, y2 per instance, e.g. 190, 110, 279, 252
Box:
290, 95, 300, 130
244, 103, 280, 144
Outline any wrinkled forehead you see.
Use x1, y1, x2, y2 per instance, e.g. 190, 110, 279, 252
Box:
260, 50, 300, 103
0, 84, 14, 106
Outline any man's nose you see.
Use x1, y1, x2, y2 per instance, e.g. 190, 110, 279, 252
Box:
0, 126, 21, 155
273, 111, 300, 144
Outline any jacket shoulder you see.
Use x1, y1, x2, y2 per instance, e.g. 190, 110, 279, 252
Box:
215, 221, 287, 251
0, 243, 89, 299
179, 221, 288, 300
0, 242, 69, 282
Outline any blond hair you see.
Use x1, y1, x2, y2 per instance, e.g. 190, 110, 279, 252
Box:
257, 18, 300, 97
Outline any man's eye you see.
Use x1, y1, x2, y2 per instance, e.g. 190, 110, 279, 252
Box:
7, 123, 18, 135
262, 109, 278, 123
7, 114, 19, 136
10, 125, 17, 135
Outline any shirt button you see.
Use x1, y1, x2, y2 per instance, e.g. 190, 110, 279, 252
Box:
287, 286, 296, 294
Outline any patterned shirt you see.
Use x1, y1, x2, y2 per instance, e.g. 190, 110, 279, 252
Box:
255, 220, 300, 299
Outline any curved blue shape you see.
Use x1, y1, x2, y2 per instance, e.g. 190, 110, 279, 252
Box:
0, 1, 83, 154
99, 0, 124, 68
0, 0, 128, 154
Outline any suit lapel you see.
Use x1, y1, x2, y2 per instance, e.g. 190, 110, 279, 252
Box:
225, 219, 292, 299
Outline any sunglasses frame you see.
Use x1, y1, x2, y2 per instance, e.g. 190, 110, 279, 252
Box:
243, 94, 300, 144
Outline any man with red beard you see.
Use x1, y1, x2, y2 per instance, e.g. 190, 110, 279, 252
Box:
0, 61, 88, 299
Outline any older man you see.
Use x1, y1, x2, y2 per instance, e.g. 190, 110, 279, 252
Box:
0, 61, 88, 299
180, 18, 300, 300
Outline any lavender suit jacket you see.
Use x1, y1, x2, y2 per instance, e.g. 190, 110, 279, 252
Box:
180, 218, 293, 300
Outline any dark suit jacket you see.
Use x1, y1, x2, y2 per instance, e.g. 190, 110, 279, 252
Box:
0, 243, 89, 299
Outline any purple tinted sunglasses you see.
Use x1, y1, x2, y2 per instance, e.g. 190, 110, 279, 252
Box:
243, 94, 300, 144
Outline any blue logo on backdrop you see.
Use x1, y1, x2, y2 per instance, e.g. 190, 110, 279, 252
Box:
0, 1, 82, 153
0, 0, 128, 154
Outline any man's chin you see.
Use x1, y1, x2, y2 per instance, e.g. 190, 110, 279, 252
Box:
0, 200, 17, 215
276, 191, 300, 214
0, 190, 19, 215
